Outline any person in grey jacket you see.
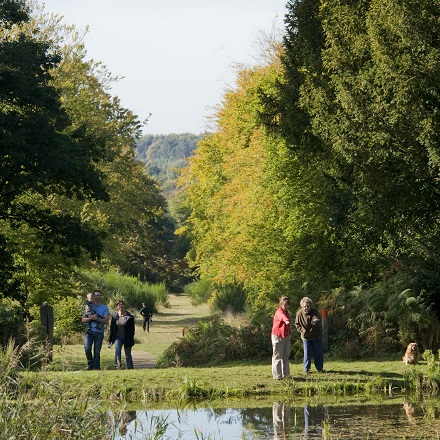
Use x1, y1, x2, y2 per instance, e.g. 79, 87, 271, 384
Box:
294, 297, 323, 373
108, 300, 135, 369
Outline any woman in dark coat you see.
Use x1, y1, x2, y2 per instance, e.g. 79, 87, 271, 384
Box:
108, 300, 135, 369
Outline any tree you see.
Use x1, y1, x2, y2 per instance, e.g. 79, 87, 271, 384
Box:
0, 1, 110, 301
303, 0, 440, 301
180, 36, 338, 311
262, 0, 440, 310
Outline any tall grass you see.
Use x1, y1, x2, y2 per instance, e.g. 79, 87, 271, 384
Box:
80, 269, 169, 312
0, 339, 123, 439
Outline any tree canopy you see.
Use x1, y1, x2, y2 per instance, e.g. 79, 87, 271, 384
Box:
0, 1, 175, 307
180, 0, 440, 326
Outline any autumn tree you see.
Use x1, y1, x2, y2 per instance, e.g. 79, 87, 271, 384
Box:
180, 37, 337, 312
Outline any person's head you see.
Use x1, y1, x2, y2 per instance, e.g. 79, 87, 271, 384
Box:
93, 290, 103, 304
279, 296, 290, 310
142, 302, 145, 307
86, 292, 94, 302
300, 297, 313, 312
116, 300, 126, 312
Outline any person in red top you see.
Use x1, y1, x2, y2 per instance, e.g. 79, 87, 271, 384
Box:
271, 295, 292, 380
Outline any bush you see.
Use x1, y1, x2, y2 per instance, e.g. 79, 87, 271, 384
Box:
210, 283, 246, 313
320, 272, 440, 356
156, 316, 271, 367
51, 296, 85, 344
0, 299, 26, 346
184, 278, 213, 305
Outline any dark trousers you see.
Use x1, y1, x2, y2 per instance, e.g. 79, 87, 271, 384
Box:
143, 317, 150, 332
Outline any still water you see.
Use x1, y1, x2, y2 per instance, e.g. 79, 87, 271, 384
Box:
113, 398, 440, 439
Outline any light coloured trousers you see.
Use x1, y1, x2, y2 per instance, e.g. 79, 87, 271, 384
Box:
271, 334, 291, 379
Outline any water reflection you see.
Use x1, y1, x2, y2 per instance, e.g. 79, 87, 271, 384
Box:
113, 399, 440, 439
303, 404, 327, 439
272, 401, 289, 439
117, 411, 136, 436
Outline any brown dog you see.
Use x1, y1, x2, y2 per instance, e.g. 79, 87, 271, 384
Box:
402, 342, 420, 365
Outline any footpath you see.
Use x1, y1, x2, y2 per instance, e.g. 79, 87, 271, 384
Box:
131, 293, 210, 369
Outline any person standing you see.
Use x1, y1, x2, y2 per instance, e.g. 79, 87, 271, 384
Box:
139, 302, 153, 332
81, 289, 110, 370
108, 300, 135, 369
271, 295, 292, 380
294, 296, 324, 373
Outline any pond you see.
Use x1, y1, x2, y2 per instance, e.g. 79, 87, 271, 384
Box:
112, 397, 440, 439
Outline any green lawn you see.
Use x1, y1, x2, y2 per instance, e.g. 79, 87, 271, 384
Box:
18, 294, 433, 406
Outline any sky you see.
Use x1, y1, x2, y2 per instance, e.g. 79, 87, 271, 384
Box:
37, 0, 287, 135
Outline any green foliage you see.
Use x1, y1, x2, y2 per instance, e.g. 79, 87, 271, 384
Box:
0, 299, 26, 346
181, 46, 326, 304
0, 3, 112, 290
210, 283, 247, 314
321, 273, 440, 356
275, 0, 440, 297
0, 4, 177, 318
184, 278, 214, 306
422, 350, 437, 375
50, 296, 84, 344
78, 269, 169, 312
156, 317, 270, 367
136, 133, 204, 193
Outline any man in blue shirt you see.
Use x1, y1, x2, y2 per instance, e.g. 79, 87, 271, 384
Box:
82, 290, 110, 370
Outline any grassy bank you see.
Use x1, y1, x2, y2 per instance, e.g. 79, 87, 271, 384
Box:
17, 294, 437, 406
4, 294, 440, 439
21, 355, 418, 406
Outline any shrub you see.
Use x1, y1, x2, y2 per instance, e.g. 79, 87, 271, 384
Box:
320, 273, 440, 356
78, 269, 169, 312
184, 278, 213, 305
51, 296, 85, 344
210, 283, 246, 313
156, 316, 271, 367
0, 299, 26, 346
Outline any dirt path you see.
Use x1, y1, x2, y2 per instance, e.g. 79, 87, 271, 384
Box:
131, 294, 210, 369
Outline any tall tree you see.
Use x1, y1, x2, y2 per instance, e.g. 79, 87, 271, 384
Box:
181, 38, 336, 309
0, 0, 110, 301
264, 0, 440, 306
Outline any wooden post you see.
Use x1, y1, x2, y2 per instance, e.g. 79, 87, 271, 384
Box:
40, 302, 54, 362
321, 309, 329, 351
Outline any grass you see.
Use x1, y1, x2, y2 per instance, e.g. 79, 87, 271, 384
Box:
4, 295, 440, 439
17, 294, 436, 406
23, 356, 418, 406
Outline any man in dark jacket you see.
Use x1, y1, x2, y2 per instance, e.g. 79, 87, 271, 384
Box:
140, 302, 153, 332
294, 297, 324, 373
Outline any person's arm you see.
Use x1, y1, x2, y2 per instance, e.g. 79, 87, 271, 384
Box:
310, 309, 321, 324
294, 311, 303, 333
82, 314, 97, 323
108, 316, 114, 343
93, 310, 110, 325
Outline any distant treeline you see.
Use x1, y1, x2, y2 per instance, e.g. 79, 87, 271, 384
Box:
136, 133, 206, 194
